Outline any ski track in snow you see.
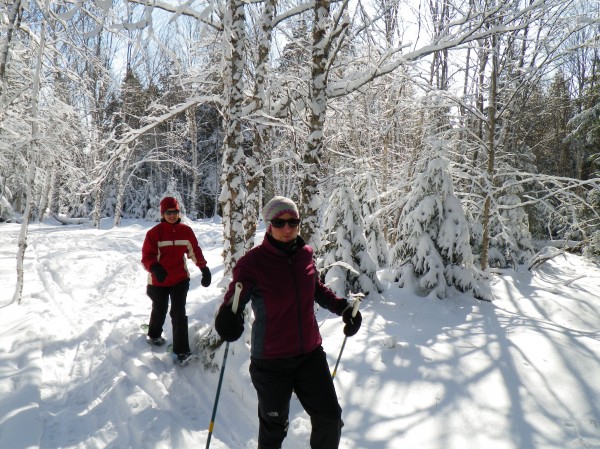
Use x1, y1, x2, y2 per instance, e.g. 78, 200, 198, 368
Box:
25, 225, 215, 449
2, 221, 288, 449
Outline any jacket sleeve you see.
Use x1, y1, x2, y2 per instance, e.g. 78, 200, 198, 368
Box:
186, 227, 208, 268
220, 255, 254, 313
141, 229, 159, 272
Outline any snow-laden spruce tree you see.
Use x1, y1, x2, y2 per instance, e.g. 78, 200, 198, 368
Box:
0, 193, 13, 222
318, 185, 383, 297
145, 179, 187, 222
577, 188, 600, 258
486, 178, 534, 268
391, 157, 491, 300
353, 172, 389, 269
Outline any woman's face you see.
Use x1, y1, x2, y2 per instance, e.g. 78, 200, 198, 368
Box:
270, 212, 300, 243
163, 208, 180, 224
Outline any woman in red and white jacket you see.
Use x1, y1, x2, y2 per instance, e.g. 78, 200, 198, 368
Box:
215, 196, 362, 449
141, 196, 211, 365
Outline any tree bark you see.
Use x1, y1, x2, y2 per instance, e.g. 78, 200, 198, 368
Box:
0, 0, 22, 96
244, 0, 276, 252
300, 0, 332, 246
220, 0, 247, 276
480, 33, 498, 271
187, 107, 199, 219
13, 2, 45, 304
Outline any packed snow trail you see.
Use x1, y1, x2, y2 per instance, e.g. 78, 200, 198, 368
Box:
24, 222, 253, 449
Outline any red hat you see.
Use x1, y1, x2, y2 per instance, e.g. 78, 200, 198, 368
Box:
160, 197, 179, 214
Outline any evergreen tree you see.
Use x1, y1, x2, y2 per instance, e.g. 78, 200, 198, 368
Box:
145, 178, 187, 222
391, 157, 491, 300
352, 172, 389, 268
319, 185, 382, 297
487, 178, 534, 268
0, 174, 13, 222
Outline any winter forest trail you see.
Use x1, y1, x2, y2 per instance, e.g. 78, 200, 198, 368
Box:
0, 220, 282, 449
2, 222, 219, 449
1, 218, 600, 449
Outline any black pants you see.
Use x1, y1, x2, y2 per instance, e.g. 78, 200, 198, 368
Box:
146, 278, 190, 355
249, 346, 343, 449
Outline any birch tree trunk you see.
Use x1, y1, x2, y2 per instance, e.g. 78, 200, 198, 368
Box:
187, 107, 199, 219
243, 0, 276, 252
220, 0, 247, 276
299, 0, 331, 246
0, 0, 22, 98
13, 4, 46, 304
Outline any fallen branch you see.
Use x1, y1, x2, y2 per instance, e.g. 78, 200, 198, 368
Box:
52, 214, 90, 226
528, 247, 565, 271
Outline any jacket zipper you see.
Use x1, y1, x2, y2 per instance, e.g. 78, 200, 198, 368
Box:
289, 256, 304, 354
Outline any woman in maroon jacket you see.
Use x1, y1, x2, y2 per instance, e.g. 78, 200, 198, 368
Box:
141, 196, 211, 365
215, 196, 362, 449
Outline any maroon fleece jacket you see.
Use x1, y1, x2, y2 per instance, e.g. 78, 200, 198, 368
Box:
221, 235, 348, 358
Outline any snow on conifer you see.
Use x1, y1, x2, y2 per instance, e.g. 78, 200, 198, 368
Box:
353, 172, 389, 269
487, 178, 534, 268
0, 182, 13, 222
391, 157, 491, 300
145, 178, 187, 222
318, 185, 383, 297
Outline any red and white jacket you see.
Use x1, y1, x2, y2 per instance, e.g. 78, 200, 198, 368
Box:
141, 220, 208, 286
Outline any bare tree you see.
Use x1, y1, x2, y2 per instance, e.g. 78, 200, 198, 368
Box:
220, 0, 248, 275
13, 0, 48, 304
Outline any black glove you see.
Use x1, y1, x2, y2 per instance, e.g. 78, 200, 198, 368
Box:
215, 304, 244, 342
342, 307, 362, 337
151, 263, 168, 283
200, 266, 211, 287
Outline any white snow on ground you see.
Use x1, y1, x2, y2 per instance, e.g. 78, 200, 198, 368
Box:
1, 218, 599, 449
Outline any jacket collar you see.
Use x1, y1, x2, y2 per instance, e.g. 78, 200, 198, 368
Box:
160, 218, 181, 225
263, 233, 305, 256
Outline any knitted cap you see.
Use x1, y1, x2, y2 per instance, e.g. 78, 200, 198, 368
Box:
160, 197, 179, 214
262, 196, 299, 222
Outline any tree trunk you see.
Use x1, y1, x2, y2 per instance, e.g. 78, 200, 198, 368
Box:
113, 152, 128, 227
480, 33, 498, 271
0, 0, 22, 97
187, 107, 199, 219
300, 0, 331, 246
220, 0, 247, 276
244, 0, 276, 252
13, 3, 45, 304
92, 181, 104, 229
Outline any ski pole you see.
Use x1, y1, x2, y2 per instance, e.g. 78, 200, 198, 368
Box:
206, 281, 242, 449
332, 296, 361, 379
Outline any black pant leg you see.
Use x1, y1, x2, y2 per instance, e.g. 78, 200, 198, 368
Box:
169, 279, 190, 355
294, 346, 343, 449
146, 285, 170, 339
250, 357, 295, 449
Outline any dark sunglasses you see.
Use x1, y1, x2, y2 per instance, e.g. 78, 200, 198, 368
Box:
270, 218, 301, 228
164, 209, 180, 215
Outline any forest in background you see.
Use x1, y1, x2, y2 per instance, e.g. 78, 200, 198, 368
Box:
2, 0, 600, 303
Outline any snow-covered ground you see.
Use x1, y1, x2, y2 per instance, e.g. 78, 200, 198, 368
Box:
1, 218, 599, 449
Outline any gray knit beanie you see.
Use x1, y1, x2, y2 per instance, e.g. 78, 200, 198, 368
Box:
262, 196, 299, 222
